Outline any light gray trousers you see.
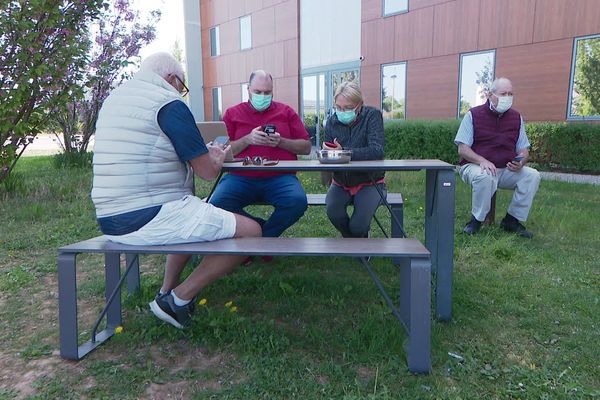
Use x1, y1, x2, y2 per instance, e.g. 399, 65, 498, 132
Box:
460, 163, 541, 222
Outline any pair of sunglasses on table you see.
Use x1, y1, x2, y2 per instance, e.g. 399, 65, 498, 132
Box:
242, 156, 279, 166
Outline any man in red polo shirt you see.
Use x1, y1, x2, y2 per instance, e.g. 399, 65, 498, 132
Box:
209, 70, 312, 259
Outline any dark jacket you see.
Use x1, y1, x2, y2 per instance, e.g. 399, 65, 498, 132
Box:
324, 105, 385, 187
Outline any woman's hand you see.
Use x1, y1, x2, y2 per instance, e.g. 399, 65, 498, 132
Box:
323, 138, 341, 149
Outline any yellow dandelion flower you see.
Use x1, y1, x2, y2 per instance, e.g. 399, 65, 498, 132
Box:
225, 301, 233, 308
114, 326, 124, 334
198, 298, 207, 306
230, 306, 238, 313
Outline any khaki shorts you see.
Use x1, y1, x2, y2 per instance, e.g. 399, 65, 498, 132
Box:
105, 195, 237, 246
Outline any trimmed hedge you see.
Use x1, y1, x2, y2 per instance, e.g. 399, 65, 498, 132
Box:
384, 119, 600, 174
384, 120, 461, 164
527, 122, 600, 174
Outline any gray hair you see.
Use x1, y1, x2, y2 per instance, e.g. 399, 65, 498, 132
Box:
140, 52, 185, 80
490, 77, 512, 93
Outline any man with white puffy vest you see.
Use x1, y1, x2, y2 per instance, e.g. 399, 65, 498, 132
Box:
92, 52, 261, 329
455, 77, 540, 238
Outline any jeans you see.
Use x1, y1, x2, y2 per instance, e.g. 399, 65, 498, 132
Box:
325, 183, 386, 238
209, 173, 308, 237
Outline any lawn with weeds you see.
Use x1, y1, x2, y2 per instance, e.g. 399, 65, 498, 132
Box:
0, 156, 599, 399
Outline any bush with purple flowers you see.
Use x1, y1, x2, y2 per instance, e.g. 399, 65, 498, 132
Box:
0, 0, 106, 184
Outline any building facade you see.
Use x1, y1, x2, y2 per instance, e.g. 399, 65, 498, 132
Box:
192, 0, 600, 138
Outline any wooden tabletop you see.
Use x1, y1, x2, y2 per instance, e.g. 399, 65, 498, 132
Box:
222, 159, 455, 172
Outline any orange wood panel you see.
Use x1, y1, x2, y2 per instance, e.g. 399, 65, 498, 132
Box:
361, 17, 396, 66
221, 84, 241, 111
275, 1, 298, 42
201, 28, 210, 59
394, 7, 434, 60
406, 54, 459, 119
252, 7, 277, 48
411, 0, 454, 11
219, 19, 239, 55
283, 38, 299, 78
262, 42, 285, 78
361, 20, 381, 66
362, 0, 382, 22
432, 0, 480, 57
495, 39, 573, 122
229, 51, 250, 84
245, 0, 264, 14
360, 64, 382, 108
200, 0, 215, 28
246, 46, 267, 74
203, 87, 213, 120
478, 0, 535, 50
203, 57, 217, 87
214, 56, 232, 85
263, 0, 286, 7
212, 0, 229, 25
274, 77, 300, 112
534, 0, 600, 42
227, 0, 246, 20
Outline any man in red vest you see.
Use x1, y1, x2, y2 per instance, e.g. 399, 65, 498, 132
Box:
455, 77, 540, 238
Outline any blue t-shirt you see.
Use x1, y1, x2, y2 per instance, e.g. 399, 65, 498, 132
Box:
98, 100, 208, 235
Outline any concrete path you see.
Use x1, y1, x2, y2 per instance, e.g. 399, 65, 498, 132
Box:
540, 171, 600, 186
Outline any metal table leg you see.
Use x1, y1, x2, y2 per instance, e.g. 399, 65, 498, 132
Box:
425, 169, 455, 321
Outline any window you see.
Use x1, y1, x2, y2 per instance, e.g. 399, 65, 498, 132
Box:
568, 34, 600, 119
458, 50, 495, 118
241, 83, 249, 102
240, 16, 252, 50
212, 87, 222, 120
383, 0, 408, 16
381, 63, 406, 120
209, 26, 220, 57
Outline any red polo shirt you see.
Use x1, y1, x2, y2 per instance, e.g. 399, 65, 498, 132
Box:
223, 101, 310, 178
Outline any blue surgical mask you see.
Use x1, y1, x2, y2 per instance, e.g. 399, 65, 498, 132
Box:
250, 94, 272, 111
336, 109, 357, 125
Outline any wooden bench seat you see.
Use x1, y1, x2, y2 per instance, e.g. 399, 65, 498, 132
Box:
58, 235, 431, 373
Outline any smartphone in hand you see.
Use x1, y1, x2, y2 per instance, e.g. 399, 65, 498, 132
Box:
213, 135, 230, 146
512, 155, 524, 162
262, 124, 276, 135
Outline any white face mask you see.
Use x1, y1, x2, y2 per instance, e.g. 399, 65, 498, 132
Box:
494, 95, 513, 113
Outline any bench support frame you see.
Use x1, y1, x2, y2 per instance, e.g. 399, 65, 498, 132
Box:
58, 238, 431, 373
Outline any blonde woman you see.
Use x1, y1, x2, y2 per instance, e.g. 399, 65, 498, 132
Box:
322, 81, 385, 238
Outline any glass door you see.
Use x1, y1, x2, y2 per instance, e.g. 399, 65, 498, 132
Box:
301, 73, 325, 146
301, 66, 359, 146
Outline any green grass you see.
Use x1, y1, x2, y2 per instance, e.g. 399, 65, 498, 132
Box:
0, 156, 599, 399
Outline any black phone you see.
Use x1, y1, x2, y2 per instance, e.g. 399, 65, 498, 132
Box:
512, 155, 524, 162
262, 124, 276, 135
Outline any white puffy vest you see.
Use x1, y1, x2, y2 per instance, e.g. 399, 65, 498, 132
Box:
91, 70, 194, 218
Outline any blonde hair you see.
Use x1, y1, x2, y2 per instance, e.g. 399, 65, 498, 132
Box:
334, 81, 363, 105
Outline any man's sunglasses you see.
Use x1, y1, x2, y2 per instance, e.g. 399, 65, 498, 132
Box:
174, 75, 189, 97
242, 156, 279, 166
